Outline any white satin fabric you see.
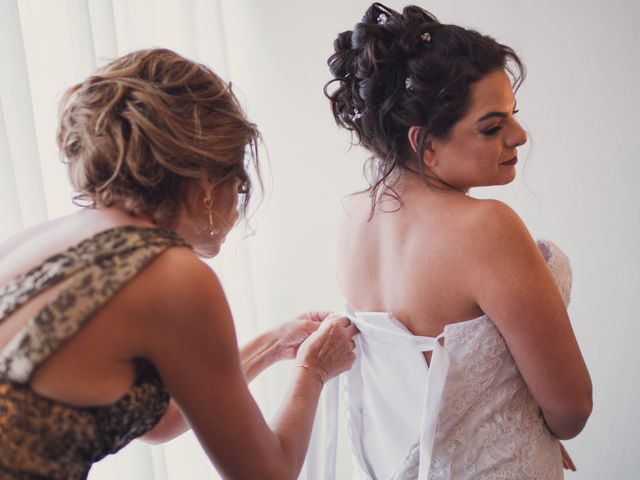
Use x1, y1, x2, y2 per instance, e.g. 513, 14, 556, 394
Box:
305, 240, 569, 479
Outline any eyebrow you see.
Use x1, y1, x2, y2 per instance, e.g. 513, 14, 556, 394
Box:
476, 111, 508, 123
476, 101, 518, 123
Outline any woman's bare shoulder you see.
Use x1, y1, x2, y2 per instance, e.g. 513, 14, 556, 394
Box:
465, 197, 524, 225
460, 198, 532, 248
119, 245, 233, 357
135, 247, 222, 309
436, 197, 540, 283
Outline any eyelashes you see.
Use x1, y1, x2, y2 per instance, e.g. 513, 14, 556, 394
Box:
480, 109, 520, 136
481, 126, 503, 136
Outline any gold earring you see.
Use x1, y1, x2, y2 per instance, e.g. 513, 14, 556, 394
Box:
203, 196, 215, 236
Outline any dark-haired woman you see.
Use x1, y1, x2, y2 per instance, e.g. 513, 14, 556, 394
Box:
0, 48, 358, 479
315, 3, 591, 479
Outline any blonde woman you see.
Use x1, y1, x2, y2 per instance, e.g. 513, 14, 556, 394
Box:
0, 49, 357, 479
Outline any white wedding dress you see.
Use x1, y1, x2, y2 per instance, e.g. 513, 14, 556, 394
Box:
305, 240, 570, 480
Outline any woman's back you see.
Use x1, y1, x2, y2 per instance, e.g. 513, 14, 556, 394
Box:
322, 3, 590, 477
0, 210, 164, 406
332, 176, 565, 478
337, 173, 487, 337
0, 212, 187, 479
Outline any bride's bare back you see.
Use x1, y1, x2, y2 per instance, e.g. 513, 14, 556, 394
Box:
338, 174, 487, 337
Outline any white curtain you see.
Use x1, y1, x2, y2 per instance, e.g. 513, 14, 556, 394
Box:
0, 0, 47, 241
0, 1, 267, 478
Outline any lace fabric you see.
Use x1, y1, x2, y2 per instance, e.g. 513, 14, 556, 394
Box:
426, 316, 563, 480
306, 239, 571, 480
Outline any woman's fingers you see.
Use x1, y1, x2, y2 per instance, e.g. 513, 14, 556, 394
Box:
324, 317, 359, 355
296, 314, 360, 382
345, 323, 359, 337
306, 311, 333, 323
326, 315, 359, 334
329, 315, 352, 328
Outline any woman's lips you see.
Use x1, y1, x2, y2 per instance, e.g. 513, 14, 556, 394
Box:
502, 156, 518, 166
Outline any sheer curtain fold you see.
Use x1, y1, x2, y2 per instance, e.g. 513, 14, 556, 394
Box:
0, 100, 24, 239
87, 0, 118, 60
65, 0, 98, 76
0, 0, 47, 241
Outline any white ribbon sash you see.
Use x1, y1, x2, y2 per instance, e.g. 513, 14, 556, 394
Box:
305, 307, 450, 480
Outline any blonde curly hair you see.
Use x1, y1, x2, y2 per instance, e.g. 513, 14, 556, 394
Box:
57, 48, 260, 229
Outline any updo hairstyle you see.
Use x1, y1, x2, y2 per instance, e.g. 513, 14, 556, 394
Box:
58, 48, 260, 229
325, 3, 524, 203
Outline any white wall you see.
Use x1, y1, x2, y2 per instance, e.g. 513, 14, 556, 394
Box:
221, 0, 640, 478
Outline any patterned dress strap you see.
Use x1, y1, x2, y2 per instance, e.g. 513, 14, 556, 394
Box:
0, 227, 190, 382
0, 253, 86, 323
0, 226, 178, 321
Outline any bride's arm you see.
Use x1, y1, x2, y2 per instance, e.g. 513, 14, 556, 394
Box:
469, 200, 592, 440
140, 314, 326, 444
536, 239, 579, 470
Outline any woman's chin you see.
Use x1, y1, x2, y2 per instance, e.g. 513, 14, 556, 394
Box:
195, 242, 222, 259
503, 171, 517, 185
492, 169, 517, 186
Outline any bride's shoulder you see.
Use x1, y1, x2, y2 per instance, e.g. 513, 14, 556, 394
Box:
452, 198, 549, 275
462, 198, 530, 241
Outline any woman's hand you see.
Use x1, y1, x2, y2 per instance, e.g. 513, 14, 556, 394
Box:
137, 252, 354, 478
275, 311, 330, 360
295, 316, 358, 384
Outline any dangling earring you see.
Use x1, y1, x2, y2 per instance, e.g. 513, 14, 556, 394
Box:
203, 196, 215, 236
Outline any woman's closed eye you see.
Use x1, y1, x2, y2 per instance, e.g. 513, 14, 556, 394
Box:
481, 125, 503, 136
480, 109, 520, 136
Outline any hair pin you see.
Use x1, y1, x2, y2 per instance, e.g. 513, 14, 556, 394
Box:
349, 108, 363, 121
377, 13, 388, 25
405, 78, 414, 91
421, 32, 432, 42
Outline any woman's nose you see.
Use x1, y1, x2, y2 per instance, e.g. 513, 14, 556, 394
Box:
508, 120, 528, 148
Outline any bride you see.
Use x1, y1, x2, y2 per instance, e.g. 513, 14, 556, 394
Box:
312, 3, 592, 479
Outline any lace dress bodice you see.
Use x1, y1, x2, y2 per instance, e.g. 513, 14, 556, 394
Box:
426, 315, 562, 479
306, 240, 569, 480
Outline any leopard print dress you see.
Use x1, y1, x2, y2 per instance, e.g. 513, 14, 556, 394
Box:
0, 226, 190, 479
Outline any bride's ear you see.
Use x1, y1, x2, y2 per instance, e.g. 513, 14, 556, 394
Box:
407, 126, 420, 153
407, 126, 437, 168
